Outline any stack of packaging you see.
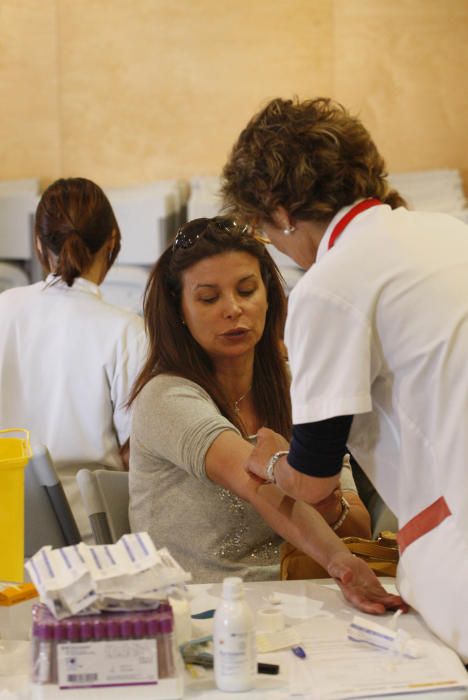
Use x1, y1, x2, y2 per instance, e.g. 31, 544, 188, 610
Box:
26, 532, 190, 698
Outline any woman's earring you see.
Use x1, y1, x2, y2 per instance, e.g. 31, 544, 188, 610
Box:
283, 225, 296, 236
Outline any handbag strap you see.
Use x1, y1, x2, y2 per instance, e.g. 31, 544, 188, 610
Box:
342, 537, 399, 562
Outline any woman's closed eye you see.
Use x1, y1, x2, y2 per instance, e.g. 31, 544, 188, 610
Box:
198, 287, 257, 304
238, 287, 256, 297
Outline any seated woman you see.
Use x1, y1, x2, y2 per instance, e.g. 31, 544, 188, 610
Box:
0, 178, 147, 540
129, 217, 402, 612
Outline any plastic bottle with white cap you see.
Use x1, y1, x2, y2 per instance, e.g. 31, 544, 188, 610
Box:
214, 576, 256, 691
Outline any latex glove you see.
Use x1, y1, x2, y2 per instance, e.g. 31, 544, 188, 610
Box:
328, 550, 408, 615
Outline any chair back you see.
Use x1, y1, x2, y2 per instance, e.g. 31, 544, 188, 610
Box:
25, 444, 81, 557
76, 469, 129, 544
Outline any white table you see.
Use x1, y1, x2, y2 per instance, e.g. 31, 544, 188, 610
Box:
1, 578, 467, 699
188, 578, 468, 700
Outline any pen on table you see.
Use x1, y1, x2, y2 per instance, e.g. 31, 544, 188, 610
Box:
292, 645, 307, 659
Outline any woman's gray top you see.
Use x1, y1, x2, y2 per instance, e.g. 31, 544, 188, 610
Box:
129, 374, 282, 583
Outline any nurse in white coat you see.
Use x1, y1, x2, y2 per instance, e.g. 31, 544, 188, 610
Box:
0, 178, 146, 540
222, 98, 468, 660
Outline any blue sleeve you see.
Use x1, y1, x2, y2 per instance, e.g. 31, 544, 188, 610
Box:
287, 415, 353, 477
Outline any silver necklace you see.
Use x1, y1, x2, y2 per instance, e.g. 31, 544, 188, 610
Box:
233, 386, 252, 414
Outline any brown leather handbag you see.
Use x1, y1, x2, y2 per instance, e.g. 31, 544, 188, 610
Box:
280, 531, 399, 580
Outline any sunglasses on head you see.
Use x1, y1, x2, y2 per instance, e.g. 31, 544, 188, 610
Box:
248, 217, 271, 245
172, 217, 249, 252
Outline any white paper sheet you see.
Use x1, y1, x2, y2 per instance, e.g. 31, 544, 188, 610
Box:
289, 617, 467, 700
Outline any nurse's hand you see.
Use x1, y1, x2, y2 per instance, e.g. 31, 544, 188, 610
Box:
327, 551, 408, 614
246, 427, 289, 480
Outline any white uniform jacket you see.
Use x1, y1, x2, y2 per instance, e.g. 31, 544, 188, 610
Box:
286, 203, 468, 660
0, 275, 146, 539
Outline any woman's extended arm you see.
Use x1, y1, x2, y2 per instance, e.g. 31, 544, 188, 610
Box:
205, 430, 403, 614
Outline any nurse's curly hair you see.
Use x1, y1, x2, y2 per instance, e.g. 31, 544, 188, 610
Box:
221, 97, 406, 223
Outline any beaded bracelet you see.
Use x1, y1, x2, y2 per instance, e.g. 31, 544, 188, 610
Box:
331, 496, 350, 531
265, 450, 289, 483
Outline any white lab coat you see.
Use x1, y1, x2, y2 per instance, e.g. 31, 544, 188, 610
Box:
286, 203, 468, 660
0, 275, 146, 540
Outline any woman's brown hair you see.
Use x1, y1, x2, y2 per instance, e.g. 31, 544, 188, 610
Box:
222, 97, 406, 223
35, 177, 121, 286
129, 217, 292, 439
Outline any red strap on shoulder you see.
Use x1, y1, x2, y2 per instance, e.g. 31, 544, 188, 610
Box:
328, 198, 382, 250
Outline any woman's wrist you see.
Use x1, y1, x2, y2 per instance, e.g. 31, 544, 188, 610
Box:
330, 496, 350, 531
333, 491, 372, 538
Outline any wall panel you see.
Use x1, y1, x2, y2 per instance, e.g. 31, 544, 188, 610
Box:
0, 0, 467, 191
333, 0, 468, 183
0, 0, 60, 184
57, 0, 333, 184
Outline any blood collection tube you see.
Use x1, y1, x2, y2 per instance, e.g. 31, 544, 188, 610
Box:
50, 620, 67, 684
107, 618, 121, 641
80, 619, 93, 643
66, 619, 80, 644
32, 621, 54, 684
133, 615, 147, 640
120, 617, 133, 641
93, 617, 107, 642
158, 613, 176, 678
147, 616, 161, 679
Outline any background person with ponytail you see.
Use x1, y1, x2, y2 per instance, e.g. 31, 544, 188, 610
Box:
0, 177, 146, 540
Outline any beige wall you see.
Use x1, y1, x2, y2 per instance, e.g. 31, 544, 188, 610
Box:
0, 0, 61, 182
1, 0, 467, 191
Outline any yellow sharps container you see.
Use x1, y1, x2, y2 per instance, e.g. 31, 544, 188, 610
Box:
0, 429, 32, 582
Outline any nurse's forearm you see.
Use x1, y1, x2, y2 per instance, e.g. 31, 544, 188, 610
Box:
244, 427, 341, 503
274, 456, 340, 504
